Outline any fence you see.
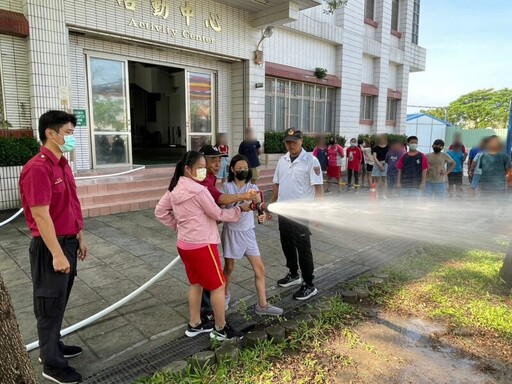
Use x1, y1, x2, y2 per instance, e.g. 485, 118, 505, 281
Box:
445, 126, 508, 149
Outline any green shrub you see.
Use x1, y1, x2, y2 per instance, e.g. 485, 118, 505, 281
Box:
0, 136, 40, 166
264, 131, 346, 153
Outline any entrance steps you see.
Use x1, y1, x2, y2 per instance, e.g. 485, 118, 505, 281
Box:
77, 166, 275, 218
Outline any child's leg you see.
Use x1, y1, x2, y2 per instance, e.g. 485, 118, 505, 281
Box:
347, 169, 353, 186
210, 286, 227, 329
354, 171, 359, 187
247, 255, 267, 308
223, 258, 235, 296
188, 284, 203, 326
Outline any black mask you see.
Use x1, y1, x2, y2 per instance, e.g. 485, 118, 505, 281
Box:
235, 171, 249, 181
432, 147, 442, 153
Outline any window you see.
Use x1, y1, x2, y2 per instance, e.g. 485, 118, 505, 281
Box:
412, 0, 420, 44
391, 0, 400, 31
360, 95, 375, 121
0, 58, 4, 123
265, 78, 335, 133
365, 0, 375, 20
387, 99, 398, 121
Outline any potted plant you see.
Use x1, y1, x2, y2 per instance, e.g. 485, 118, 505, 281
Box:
0, 136, 40, 210
314, 67, 328, 80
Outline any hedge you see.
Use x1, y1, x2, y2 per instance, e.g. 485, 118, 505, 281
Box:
0, 136, 40, 166
264, 132, 346, 153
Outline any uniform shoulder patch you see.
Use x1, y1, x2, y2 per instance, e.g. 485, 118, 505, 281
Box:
313, 166, 321, 176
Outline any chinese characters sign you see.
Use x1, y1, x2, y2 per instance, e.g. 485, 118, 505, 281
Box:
116, 0, 222, 44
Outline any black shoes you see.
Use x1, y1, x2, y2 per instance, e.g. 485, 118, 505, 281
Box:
210, 323, 243, 341
185, 321, 214, 337
277, 273, 303, 288
293, 283, 318, 301
39, 345, 83, 364
42, 366, 82, 384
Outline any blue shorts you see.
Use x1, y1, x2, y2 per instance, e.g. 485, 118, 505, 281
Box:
387, 175, 398, 189
425, 181, 446, 199
372, 163, 388, 177
217, 157, 230, 179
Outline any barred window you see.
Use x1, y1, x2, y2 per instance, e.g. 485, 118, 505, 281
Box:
391, 0, 400, 31
360, 95, 375, 121
387, 99, 398, 121
412, 0, 420, 44
365, 0, 375, 20
265, 78, 335, 133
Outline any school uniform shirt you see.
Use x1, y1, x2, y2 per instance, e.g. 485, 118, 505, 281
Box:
238, 140, 261, 168
217, 145, 229, 155
396, 151, 429, 188
19, 146, 83, 237
426, 152, 455, 183
385, 150, 403, 177
221, 182, 258, 231
447, 150, 465, 173
200, 172, 222, 204
327, 144, 344, 167
346, 146, 363, 171
479, 153, 511, 191
273, 148, 324, 202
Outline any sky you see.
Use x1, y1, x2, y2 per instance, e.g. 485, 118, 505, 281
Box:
407, 0, 512, 113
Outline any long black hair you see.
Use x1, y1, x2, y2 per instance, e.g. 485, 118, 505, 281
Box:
168, 150, 204, 192
227, 154, 252, 183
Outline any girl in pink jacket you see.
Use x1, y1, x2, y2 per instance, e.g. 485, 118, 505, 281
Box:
155, 150, 251, 341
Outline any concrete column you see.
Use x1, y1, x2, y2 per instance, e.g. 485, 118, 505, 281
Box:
395, 64, 410, 134
248, 61, 265, 143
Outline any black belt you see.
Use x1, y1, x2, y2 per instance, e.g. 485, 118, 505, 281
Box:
33, 235, 77, 241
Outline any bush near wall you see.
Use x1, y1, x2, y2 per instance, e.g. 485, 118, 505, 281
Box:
264, 132, 346, 153
358, 133, 407, 147
0, 137, 40, 166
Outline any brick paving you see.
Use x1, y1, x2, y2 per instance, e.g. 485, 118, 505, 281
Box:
0, 203, 415, 382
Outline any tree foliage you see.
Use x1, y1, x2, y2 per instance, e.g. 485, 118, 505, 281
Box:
421, 88, 512, 129
323, 0, 349, 14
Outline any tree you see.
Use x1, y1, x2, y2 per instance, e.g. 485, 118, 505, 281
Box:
323, 0, 349, 14
421, 88, 512, 129
0, 272, 36, 384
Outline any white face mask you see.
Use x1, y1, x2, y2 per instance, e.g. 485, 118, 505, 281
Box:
409, 144, 418, 151
194, 168, 207, 182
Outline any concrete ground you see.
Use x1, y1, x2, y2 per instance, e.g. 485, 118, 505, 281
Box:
0, 203, 407, 382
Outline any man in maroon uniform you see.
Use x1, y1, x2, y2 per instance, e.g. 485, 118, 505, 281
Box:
19, 110, 88, 384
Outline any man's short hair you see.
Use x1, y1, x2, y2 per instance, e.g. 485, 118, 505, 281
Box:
433, 139, 445, 147
407, 135, 418, 143
39, 110, 77, 143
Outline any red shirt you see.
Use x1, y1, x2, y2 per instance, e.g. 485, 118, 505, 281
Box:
200, 172, 222, 204
346, 146, 363, 171
19, 147, 83, 237
217, 145, 229, 155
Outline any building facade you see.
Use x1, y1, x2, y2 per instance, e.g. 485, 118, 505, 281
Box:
0, 0, 426, 170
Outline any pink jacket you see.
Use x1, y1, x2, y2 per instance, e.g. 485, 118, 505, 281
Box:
155, 176, 241, 245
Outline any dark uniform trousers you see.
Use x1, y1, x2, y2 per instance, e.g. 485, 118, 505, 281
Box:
278, 216, 314, 285
29, 236, 78, 372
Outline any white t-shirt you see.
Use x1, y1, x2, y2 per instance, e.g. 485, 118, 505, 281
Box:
273, 149, 324, 202
221, 181, 258, 231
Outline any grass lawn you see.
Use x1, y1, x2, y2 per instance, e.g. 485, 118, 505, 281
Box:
137, 245, 512, 383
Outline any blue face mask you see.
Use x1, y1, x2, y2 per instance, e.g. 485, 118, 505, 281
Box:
54, 134, 76, 153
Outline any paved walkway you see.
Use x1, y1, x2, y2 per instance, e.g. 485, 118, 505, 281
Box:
0, 203, 412, 382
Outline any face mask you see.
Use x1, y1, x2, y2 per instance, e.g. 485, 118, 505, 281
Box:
350, 143, 356, 147
194, 168, 207, 182
432, 147, 442, 153
409, 144, 418, 151
53, 134, 76, 153
235, 171, 249, 181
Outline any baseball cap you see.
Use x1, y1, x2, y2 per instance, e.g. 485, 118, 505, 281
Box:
283, 128, 303, 142
200, 145, 228, 157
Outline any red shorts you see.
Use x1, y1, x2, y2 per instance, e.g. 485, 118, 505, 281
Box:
327, 165, 341, 179
178, 244, 226, 291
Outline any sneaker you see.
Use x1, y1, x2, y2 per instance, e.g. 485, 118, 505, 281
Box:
225, 293, 231, 311
255, 304, 284, 316
293, 283, 318, 301
277, 273, 302, 288
210, 323, 243, 341
185, 321, 214, 337
39, 345, 83, 364
42, 366, 82, 384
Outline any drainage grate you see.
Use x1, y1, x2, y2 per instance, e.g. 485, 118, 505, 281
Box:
83, 238, 415, 383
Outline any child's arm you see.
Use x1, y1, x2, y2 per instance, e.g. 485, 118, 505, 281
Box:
420, 154, 428, 189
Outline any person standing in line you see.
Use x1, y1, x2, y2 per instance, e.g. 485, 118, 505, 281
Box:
221, 155, 284, 316
425, 139, 456, 200
271, 128, 324, 300
468, 138, 487, 184
238, 128, 262, 184
312, 135, 329, 178
396, 136, 429, 197
447, 142, 466, 198
385, 140, 405, 194
19, 110, 87, 384
155, 151, 250, 341
214, 133, 229, 184
362, 138, 375, 188
358, 139, 368, 188
325, 136, 344, 193
372, 134, 389, 197
345, 138, 363, 190
478, 135, 510, 196
449, 132, 468, 158
197, 145, 258, 321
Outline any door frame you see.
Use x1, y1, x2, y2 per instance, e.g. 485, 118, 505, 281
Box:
86, 52, 132, 168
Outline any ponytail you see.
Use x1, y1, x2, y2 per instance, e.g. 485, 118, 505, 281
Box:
168, 150, 204, 192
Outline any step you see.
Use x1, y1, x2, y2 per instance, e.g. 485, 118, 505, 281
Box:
82, 197, 161, 218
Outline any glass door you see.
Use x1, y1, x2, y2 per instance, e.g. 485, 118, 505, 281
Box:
186, 71, 215, 151
87, 56, 131, 167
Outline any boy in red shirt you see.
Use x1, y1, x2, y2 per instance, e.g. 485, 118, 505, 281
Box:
346, 138, 363, 190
